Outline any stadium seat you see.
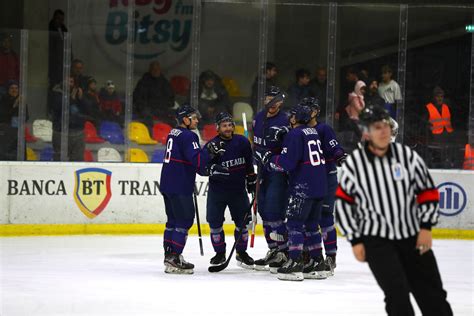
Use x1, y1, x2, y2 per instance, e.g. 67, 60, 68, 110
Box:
26, 147, 38, 161
39, 147, 54, 161
84, 121, 105, 143
32, 119, 52, 142
233, 102, 254, 124
170, 75, 191, 96
202, 124, 218, 141
100, 121, 124, 144
234, 125, 245, 136
97, 147, 122, 162
25, 126, 37, 143
153, 123, 172, 145
128, 122, 158, 145
151, 148, 166, 163
126, 148, 149, 163
84, 149, 94, 162
222, 77, 242, 97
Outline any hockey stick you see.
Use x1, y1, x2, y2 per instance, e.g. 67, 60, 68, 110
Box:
249, 169, 261, 248
208, 196, 256, 273
193, 188, 204, 256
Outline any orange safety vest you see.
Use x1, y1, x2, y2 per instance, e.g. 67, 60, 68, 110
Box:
426, 103, 453, 134
463, 144, 474, 170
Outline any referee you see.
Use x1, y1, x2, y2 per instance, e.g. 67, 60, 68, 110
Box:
335, 106, 452, 316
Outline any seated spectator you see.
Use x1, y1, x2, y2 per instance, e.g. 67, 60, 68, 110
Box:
0, 81, 22, 160
99, 80, 123, 124
287, 68, 314, 108
82, 77, 103, 124
423, 86, 455, 168
197, 70, 230, 124
133, 61, 175, 129
0, 33, 19, 96
250, 62, 277, 111
378, 65, 402, 118
309, 67, 327, 119
50, 76, 90, 161
71, 59, 91, 92
365, 78, 385, 108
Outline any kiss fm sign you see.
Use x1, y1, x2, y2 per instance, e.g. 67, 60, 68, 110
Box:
86, 0, 193, 72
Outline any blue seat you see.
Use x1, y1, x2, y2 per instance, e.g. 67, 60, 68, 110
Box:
40, 147, 54, 161
100, 121, 124, 144
151, 149, 166, 163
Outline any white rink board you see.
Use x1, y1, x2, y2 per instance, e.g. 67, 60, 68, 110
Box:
0, 162, 473, 229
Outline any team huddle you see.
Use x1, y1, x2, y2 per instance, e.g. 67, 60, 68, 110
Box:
158, 85, 346, 281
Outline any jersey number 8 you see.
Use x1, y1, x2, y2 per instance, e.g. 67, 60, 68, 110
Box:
308, 139, 325, 166
164, 138, 173, 163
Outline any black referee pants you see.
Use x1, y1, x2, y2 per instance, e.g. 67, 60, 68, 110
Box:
363, 236, 452, 316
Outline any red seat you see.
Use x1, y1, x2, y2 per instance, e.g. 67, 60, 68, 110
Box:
25, 126, 37, 143
84, 149, 94, 162
170, 75, 191, 96
84, 121, 105, 143
153, 123, 173, 145
202, 124, 218, 141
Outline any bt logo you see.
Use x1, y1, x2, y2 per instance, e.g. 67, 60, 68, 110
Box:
437, 182, 467, 216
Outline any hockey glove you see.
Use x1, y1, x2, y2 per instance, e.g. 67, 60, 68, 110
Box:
266, 126, 290, 142
206, 140, 226, 159
206, 163, 230, 179
336, 153, 348, 167
254, 150, 272, 166
246, 173, 257, 194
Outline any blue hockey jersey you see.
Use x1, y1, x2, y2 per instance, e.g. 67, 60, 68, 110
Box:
202, 134, 254, 192
315, 122, 345, 173
269, 125, 327, 199
252, 109, 289, 155
160, 127, 202, 195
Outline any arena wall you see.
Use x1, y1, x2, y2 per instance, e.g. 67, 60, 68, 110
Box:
0, 162, 472, 238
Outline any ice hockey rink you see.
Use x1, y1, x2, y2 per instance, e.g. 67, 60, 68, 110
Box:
0, 235, 472, 316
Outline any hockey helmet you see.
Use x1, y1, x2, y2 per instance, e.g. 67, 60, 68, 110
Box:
359, 106, 391, 128
292, 105, 312, 124
215, 112, 234, 126
264, 85, 286, 109
176, 103, 200, 121
300, 97, 320, 113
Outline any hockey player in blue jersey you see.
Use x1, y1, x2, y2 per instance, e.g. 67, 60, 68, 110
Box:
252, 86, 290, 271
303, 97, 346, 276
256, 104, 328, 281
201, 112, 257, 269
160, 104, 228, 274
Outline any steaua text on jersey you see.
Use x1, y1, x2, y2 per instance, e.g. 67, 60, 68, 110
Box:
160, 127, 203, 195
269, 125, 327, 199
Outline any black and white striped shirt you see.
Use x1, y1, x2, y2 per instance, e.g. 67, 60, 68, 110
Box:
335, 142, 440, 244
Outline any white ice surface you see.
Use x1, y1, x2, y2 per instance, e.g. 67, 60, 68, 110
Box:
1, 236, 472, 316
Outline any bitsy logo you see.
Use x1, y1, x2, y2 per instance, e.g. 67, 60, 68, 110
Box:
73, 168, 113, 219
437, 182, 467, 216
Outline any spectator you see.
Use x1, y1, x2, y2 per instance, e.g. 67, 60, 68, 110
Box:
133, 61, 175, 129
336, 67, 359, 121
287, 68, 314, 108
0, 81, 21, 160
99, 80, 123, 124
378, 65, 402, 118
71, 59, 91, 92
82, 77, 103, 124
0, 33, 19, 95
358, 68, 370, 85
250, 62, 277, 111
197, 70, 230, 124
365, 78, 385, 108
50, 76, 91, 161
423, 86, 454, 168
48, 9, 68, 86
309, 67, 327, 119
345, 80, 366, 120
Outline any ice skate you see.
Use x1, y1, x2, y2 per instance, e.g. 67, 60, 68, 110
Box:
209, 252, 226, 266
164, 254, 194, 274
277, 258, 304, 281
236, 251, 255, 269
303, 256, 327, 280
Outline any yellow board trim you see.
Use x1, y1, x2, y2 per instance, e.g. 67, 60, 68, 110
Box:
0, 224, 472, 240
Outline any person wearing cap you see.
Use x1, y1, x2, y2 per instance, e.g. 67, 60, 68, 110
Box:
201, 112, 256, 269
335, 105, 452, 316
0, 33, 19, 92
159, 104, 228, 274
99, 80, 123, 123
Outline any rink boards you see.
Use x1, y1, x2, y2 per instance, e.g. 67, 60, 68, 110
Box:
0, 162, 473, 238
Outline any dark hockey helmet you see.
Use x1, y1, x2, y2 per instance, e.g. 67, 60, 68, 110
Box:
293, 105, 312, 124
264, 85, 286, 109
300, 97, 320, 113
359, 105, 391, 127
215, 111, 234, 126
265, 85, 281, 97
176, 103, 200, 121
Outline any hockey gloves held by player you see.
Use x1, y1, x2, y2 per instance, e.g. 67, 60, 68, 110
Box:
246, 173, 257, 194
265, 126, 290, 142
205, 163, 230, 180
206, 140, 226, 160
254, 150, 272, 166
